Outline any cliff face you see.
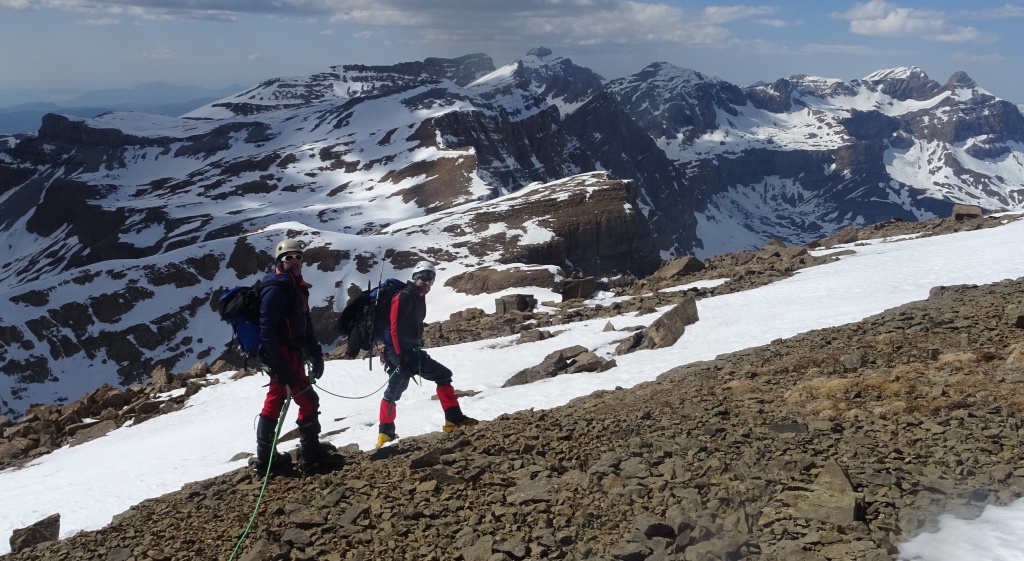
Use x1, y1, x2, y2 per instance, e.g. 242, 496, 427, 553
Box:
482, 174, 660, 277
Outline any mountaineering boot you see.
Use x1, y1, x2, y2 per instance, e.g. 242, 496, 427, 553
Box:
297, 417, 345, 475
376, 423, 399, 448
442, 418, 479, 432
442, 405, 479, 433
254, 415, 292, 477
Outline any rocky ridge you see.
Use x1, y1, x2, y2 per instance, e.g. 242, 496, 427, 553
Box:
3, 215, 1024, 560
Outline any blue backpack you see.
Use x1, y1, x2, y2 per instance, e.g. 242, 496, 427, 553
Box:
216, 279, 290, 356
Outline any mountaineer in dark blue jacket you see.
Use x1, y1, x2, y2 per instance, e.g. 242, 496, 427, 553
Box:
376, 260, 477, 448
254, 238, 338, 476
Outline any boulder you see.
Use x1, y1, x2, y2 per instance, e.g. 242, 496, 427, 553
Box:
9, 513, 60, 554
815, 226, 858, 248
637, 297, 699, 350
446, 266, 561, 296
1007, 304, 1024, 329
562, 277, 597, 301
502, 345, 593, 386
70, 419, 118, 446
495, 294, 537, 315
653, 256, 705, 280
770, 460, 864, 526
518, 329, 552, 343
951, 204, 983, 220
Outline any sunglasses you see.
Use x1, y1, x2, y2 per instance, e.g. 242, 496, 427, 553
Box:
413, 272, 436, 282
282, 253, 303, 262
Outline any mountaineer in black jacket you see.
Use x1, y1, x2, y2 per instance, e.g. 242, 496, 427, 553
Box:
376, 261, 477, 447
254, 238, 340, 476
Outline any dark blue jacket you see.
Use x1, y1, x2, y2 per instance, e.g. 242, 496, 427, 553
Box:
259, 270, 318, 365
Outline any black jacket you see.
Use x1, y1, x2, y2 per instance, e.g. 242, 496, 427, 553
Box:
259, 269, 319, 365
384, 281, 426, 356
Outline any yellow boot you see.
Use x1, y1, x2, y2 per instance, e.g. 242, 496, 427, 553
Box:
442, 417, 479, 432
376, 431, 397, 448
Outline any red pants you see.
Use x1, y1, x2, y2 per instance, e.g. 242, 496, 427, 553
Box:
260, 346, 319, 421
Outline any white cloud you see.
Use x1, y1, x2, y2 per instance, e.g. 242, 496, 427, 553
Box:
75, 16, 119, 24
701, 5, 777, 24
833, 0, 995, 43
957, 5, 1024, 19
138, 46, 175, 59
800, 43, 880, 55
992, 5, 1024, 17
756, 18, 793, 29
24, 1, 758, 48
0, 0, 32, 9
951, 51, 1006, 64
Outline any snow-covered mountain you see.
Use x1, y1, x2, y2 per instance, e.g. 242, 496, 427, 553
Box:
1, 48, 1023, 418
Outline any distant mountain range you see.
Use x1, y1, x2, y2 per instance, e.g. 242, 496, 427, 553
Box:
1, 47, 1023, 417
0, 82, 244, 134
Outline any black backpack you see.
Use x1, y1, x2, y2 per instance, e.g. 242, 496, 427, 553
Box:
337, 278, 406, 358
215, 279, 290, 357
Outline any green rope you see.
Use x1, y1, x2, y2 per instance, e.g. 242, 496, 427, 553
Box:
227, 397, 291, 561
226, 356, 408, 559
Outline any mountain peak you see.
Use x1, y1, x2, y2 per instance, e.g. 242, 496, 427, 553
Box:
526, 46, 553, 58
863, 66, 929, 83
861, 66, 940, 100
946, 71, 976, 89
636, 62, 711, 84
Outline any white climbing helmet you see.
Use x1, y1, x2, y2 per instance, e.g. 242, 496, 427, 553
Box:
411, 261, 436, 281
274, 238, 305, 260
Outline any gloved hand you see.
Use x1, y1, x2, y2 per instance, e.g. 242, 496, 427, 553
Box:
308, 353, 325, 379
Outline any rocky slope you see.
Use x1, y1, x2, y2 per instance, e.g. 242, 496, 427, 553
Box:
3, 219, 1024, 561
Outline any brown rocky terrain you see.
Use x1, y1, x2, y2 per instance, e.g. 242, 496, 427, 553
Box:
3, 213, 1024, 560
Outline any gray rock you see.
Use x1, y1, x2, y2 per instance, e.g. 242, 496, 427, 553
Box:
495, 294, 538, 315
635, 513, 676, 539
654, 256, 706, 279
462, 535, 494, 561
106, 548, 133, 561
281, 527, 311, 546
609, 540, 651, 561
505, 478, 559, 504
562, 277, 598, 301
951, 203, 983, 220
638, 298, 699, 350
70, 420, 118, 446
9, 513, 59, 554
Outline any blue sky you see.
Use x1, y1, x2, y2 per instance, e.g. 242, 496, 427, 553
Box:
2, 0, 1024, 103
